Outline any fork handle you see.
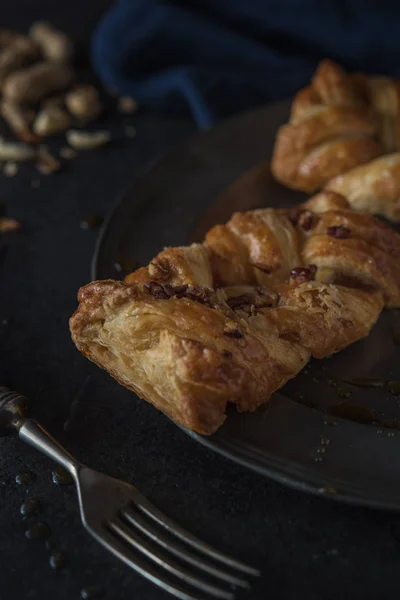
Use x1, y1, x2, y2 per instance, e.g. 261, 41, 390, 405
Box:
0, 386, 80, 479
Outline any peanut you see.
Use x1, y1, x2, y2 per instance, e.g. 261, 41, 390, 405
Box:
0, 29, 21, 50
0, 137, 36, 161
29, 21, 74, 62
66, 129, 111, 150
33, 104, 71, 136
0, 101, 39, 143
65, 85, 102, 121
3, 61, 75, 104
36, 148, 60, 174
0, 36, 40, 87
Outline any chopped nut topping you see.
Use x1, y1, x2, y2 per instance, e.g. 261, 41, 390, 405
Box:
290, 265, 317, 284
223, 328, 244, 339
287, 208, 301, 226
298, 211, 314, 231
144, 281, 169, 299
227, 294, 253, 310
162, 284, 188, 298
326, 225, 351, 238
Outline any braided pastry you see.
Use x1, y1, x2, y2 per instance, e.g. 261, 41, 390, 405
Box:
70, 192, 399, 434
326, 153, 400, 222
271, 60, 400, 221
271, 60, 383, 193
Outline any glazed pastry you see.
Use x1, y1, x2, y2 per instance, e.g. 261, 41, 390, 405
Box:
70, 193, 399, 434
70, 278, 382, 435
272, 58, 400, 209
125, 193, 400, 306
325, 153, 400, 221
272, 60, 382, 193
366, 77, 400, 153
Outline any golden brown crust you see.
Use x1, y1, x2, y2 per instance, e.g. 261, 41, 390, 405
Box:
272, 58, 400, 213
125, 244, 213, 288
311, 59, 365, 107
69, 195, 400, 434
70, 280, 310, 434
271, 105, 379, 192
366, 77, 400, 153
295, 137, 382, 193
261, 282, 383, 358
128, 200, 400, 308
325, 153, 400, 221
70, 275, 383, 433
205, 209, 300, 286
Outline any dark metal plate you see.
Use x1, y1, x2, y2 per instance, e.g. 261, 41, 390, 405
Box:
93, 101, 400, 511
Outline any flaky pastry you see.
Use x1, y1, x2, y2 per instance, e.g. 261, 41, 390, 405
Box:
70, 192, 399, 434
326, 154, 400, 222
272, 59, 400, 221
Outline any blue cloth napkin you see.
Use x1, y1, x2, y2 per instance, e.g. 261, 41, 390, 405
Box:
92, 1, 400, 128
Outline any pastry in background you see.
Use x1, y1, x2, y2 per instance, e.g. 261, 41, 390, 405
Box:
271, 59, 400, 221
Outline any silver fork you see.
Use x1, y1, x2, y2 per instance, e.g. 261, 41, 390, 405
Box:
0, 386, 259, 600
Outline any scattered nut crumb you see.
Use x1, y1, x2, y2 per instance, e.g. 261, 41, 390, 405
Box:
31, 179, 40, 188
36, 149, 60, 175
118, 96, 137, 114
66, 129, 111, 150
59, 146, 76, 159
80, 214, 103, 230
124, 125, 136, 138
0, 216, 21, 232
3, 160, 18, 176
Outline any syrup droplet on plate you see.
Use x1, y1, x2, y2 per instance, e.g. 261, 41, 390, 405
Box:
20, 498, 40, 516
25, 522, 50, 539
16, 471, 36, 485
51, 466, 73, 486
336, 388, 352, 400
49, 551, 68, 570
81, 585, 103, 599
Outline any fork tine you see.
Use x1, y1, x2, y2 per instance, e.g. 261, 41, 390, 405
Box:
91, 526, 208, 600
122, 504, 250, 589
108, 517, 235, 600
134, 497, 260, 577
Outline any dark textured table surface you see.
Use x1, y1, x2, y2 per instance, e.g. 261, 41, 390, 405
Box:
1, 3, 400, 600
